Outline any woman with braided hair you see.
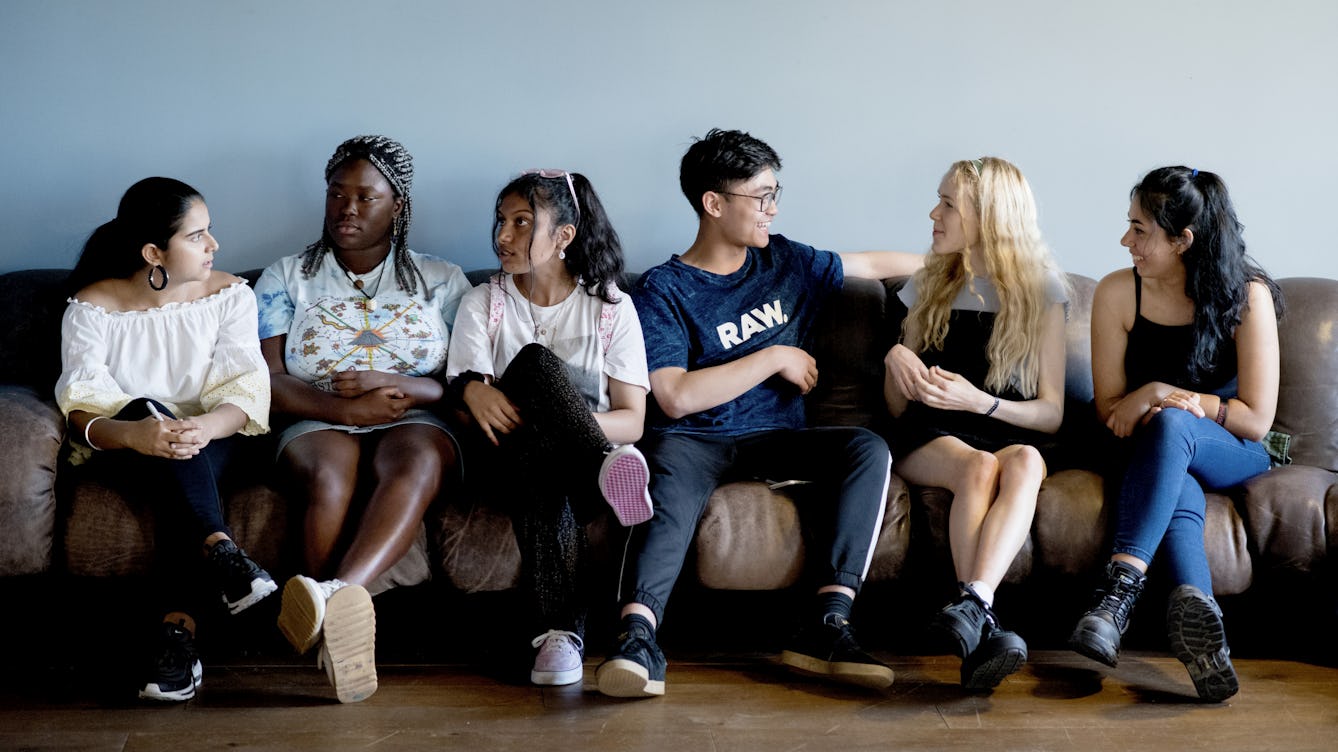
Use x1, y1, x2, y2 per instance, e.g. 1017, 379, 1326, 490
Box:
255, 135, 471, 703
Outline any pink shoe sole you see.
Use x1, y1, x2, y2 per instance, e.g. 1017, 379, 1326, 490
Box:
598, 446, 654, 526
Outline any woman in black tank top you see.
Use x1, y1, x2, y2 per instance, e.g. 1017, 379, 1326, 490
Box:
884, 157, 1068, 690
1069, 166, 1283, 702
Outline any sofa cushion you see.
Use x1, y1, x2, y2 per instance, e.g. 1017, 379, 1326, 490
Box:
0, 386, 63, 575
1274, 278, 1338, 472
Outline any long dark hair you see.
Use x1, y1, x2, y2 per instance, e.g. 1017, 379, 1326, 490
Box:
68, 177, 203, 294
492, 171, 626, 303
1133, 166, 1284, 381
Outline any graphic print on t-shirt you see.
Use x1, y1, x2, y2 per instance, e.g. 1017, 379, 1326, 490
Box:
716, 299, 790, 350
287, 296, 448, 387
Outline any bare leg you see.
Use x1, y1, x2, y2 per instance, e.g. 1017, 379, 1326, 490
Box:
334, 424, 456, 586
280, 431, 362, 579
894, 438, 1044, 591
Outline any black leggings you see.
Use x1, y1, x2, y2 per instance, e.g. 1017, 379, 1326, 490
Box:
467, 343, 612, 638
81, 398, 238, 618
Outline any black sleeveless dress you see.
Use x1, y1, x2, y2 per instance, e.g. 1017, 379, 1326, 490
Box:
891, 308, 1060, 459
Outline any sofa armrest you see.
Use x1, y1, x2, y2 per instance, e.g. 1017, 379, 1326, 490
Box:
0, 386, 64, 575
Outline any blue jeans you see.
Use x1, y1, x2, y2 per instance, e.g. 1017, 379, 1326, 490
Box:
1113, 408, 1270, 594
626, 427, 892, 626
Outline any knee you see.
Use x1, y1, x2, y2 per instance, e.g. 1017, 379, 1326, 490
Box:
958, 450, 1000, 494
999, 445, 1046, 486
376, 444, 444, 488
1142, 408, 1198, 447
845, 427, 891, 468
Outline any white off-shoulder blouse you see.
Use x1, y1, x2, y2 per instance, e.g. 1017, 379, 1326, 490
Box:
55, 281, 271, 438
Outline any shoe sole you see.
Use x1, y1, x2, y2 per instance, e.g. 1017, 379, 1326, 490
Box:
598, 446, 654, 527
138, 659, 203, 702
780, 650, 895, 690
322, 585, 377, 703
1167, 587, 1239, 702
596, 658, 664, 697
963, 641, 1027, 691
531, 666, 584, 686
1068, 617, 1120, 668
277, 576, 324, 655
226, 576, 279, 616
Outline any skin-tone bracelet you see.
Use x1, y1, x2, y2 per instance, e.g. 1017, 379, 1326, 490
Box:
84, 415, 108, 450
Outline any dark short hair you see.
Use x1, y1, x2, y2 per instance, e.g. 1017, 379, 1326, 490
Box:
679, 128, 781, 216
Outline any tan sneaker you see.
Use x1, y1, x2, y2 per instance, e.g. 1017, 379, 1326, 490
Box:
319, 584, 378, 703
277, 576, 347, 655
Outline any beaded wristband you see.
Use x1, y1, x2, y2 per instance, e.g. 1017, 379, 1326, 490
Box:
84, 415, 108, 450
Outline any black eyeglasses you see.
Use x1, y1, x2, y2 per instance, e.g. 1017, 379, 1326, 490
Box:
717, 184, 782, 212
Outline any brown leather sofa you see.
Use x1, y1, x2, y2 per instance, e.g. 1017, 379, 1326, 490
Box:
2, 268, 1335, 623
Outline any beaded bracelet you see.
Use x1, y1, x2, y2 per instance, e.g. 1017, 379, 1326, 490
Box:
84, 415, 108, 450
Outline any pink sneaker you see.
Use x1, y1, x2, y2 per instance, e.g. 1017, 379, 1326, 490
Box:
531, 630, 584, 686
598, 445, 654, 526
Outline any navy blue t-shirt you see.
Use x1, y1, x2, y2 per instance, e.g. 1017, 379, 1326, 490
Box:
633, 234, 844, 436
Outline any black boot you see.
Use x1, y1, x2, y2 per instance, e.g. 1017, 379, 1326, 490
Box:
1069, 560, 1147, 667
960, 607, 1028, 691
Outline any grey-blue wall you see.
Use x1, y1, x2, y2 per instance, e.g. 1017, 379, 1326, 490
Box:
3, 1, 1335, 279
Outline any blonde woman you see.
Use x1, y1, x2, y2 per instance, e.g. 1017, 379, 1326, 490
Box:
883, 157, 1068, 690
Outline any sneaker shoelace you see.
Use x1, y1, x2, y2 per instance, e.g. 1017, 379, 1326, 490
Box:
318, 579, 348, 600
531, 629, 583, 653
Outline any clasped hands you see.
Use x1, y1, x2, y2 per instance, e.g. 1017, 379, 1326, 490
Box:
330, 368, 411, 426
1106, 384, 1203, 438
885, 344, 992, 413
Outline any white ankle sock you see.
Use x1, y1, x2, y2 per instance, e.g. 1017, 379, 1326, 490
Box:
966, 580, 995, 607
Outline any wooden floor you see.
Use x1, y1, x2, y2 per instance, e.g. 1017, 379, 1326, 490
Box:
5, 650, 1337, 751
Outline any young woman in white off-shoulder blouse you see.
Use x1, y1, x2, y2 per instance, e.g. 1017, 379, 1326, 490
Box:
56, 177, 273, 703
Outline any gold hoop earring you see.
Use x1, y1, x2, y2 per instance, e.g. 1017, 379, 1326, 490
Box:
148, 264, 169, 291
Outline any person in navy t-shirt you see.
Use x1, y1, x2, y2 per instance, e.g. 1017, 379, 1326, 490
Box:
595, 128, 922, 698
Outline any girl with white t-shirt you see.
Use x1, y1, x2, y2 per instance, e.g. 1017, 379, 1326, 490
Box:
446, 170, 651, 687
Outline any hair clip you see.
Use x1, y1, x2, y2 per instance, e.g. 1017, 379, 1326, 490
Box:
1190, 168, 1199, 178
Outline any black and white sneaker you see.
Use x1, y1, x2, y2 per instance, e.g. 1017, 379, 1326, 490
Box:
208, 539, 278, 615
138, 621, 202, 702
595, 620, 666, 697
780, 616, 894, 690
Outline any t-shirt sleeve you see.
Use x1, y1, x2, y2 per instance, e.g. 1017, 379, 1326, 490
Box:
633, 275, 690, 373
1045, 268, 1071, 320
254, 263, 295, 341
432, 261, 474, 339
445, 283, 495, 380
200, 285, 271, 435
603, 291, 650, 392
790, 237, 843, 298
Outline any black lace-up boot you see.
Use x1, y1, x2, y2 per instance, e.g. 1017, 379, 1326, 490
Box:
1069, 560, 1147, 667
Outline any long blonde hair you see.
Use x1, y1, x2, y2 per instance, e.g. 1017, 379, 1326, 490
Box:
903, 157, 1062, 398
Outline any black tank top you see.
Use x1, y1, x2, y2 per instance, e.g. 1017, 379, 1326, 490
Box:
1123, 271, 1238, 397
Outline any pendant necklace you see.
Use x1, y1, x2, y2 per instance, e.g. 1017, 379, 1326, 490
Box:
333, 253, 389, 311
